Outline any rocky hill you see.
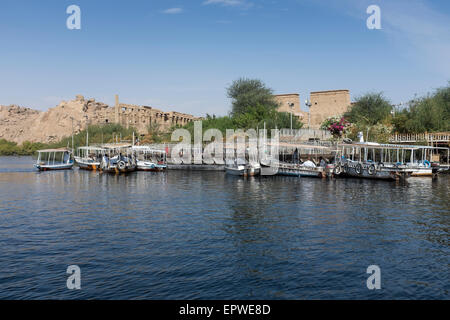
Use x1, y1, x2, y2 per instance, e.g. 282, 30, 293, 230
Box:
0, 95, 110, 144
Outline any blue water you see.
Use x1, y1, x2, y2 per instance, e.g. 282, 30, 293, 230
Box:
0, 156, 448, 299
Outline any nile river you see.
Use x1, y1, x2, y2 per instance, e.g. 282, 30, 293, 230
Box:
0, 156, 448, 299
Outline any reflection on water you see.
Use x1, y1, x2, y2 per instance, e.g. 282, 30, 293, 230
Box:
0, 157, 448, 299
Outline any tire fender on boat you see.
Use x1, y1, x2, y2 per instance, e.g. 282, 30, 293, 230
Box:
118, 161, 126, 170
334, 164, 342, 175
368, 164, 376, 175
343, 163, 349, 173
355, 163, 363, 175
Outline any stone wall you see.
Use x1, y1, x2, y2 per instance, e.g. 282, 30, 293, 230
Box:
274, 93, 309, 125
309, 90, 351, 129
113, 95, 196, 135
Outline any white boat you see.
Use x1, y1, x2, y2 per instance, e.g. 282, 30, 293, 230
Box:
334, 143, 418, 180
247, 161, 261, 176
334, 142, 449, 179
132, 146, 167, 172
74, 146, 105, 171
34, 149, 74, 171
225, 165, 247, 176
100, 144, 137, 174
225, 158, 247, 176
278, 162, 325, 178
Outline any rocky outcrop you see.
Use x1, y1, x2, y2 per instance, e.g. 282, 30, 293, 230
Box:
0, 95, 198, 144
0, 96, 111, 144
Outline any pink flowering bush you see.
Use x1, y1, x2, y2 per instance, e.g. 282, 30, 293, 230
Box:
320, 116, 350, 138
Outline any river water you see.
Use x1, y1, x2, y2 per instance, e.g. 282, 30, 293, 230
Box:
0, 156, 448, 299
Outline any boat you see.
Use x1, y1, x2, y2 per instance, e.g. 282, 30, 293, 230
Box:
34, 149, 74, 171
247, 161, 261, 176
260, 142, 334, 178
132, 146, 167, 172
334, 143, 449, 179
225, 158, 248, 176
403, 145, 449, 177
100, 144, 137, 174
278, 161, 325, 178
333, 143, 417, 180
74, 146, 105, 170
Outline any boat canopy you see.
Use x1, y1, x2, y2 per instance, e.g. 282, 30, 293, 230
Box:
77, 146, 105, 151
102, 143, 132, 149
268, 142, 331, 150
37, 148, 71, 153
339, 142, 449, 151
132, 146, 166, 153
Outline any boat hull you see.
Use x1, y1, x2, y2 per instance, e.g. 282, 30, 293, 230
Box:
100, 166, 137, 174
75, 159, 101, 171
278, 167, 323, 178
137, 166, 167, 172
337, 162, 412, 181
247, 167, 260, 176
226, 167, 247, 176
261, 162, 324, 178
34, 163, 74, 171
410, 169, 433, 177
136, 161, 167, 172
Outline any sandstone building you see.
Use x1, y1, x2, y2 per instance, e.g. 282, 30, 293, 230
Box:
274, 93, 309, 125
274, 90, 351, 129
309, 90, 351, 129
112, 95, 195, 134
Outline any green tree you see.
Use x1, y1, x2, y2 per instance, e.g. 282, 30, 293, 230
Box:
0, 139, 20, 155
227, 78, 280, 116
345, 92, 392, 126
392, 84, 450, 133
344, 93, 393, 142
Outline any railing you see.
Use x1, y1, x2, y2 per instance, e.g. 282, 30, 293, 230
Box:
279, 128, 331, 141
390, 132, 450, 143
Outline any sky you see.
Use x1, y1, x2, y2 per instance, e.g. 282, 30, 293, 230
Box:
0, 0, 449, 116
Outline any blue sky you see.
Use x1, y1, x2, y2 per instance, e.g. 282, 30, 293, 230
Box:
0, 0, 449, 116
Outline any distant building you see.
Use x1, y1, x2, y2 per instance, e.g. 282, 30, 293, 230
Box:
309, 90, 351, 129
113, 95, 197, 135
275, 90, 351, 129
274, 93, 309, 125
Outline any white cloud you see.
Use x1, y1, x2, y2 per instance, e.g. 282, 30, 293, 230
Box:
203, 0, 251, 7
162, 7, 183, 14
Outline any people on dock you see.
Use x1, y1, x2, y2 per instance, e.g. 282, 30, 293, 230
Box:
319, 157, 327, 167
293, 148, 299, 164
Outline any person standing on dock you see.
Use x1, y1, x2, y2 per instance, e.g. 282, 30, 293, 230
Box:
293, 148, 299, 164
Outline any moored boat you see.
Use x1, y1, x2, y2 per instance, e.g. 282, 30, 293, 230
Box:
333, 143, 418, 181
132, 146, 167, 172
225, 158, 248, 176
100, 144, 137, 174
277, 162, 325, 178
34, 149, 74, 171
247, 161, 261, 176
74, 146, 105, 171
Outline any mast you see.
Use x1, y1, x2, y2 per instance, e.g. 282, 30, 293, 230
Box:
71, 117, 74, 154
